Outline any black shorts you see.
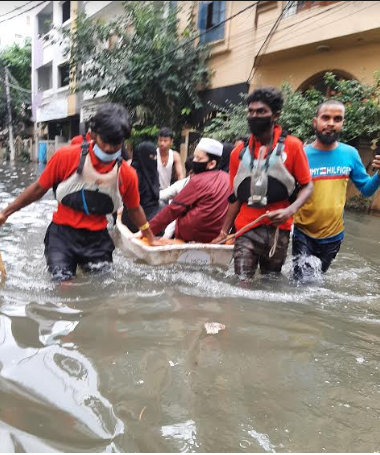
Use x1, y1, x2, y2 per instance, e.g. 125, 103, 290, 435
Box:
292, 230, 342, 280
44, 222, 115, 280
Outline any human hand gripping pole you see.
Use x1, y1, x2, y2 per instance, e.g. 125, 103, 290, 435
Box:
216, 212, 280, 259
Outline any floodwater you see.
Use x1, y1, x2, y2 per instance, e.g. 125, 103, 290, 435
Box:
0, 162, 380, 453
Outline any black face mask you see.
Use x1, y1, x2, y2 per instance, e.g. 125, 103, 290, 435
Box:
192, 161, 209, 174
316, 130, 340, 145
248, 116, 272, 136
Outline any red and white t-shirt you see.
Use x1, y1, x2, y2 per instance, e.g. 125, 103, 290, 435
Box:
229, 125, 311, 232
39, 143, 140, 231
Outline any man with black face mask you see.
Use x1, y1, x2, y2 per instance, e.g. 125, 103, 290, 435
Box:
149, 138, 230, 243
293, 100, 380, 280
212, 87, 313, 280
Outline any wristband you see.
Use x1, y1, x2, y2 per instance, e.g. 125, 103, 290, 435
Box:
139, 222, 150, 231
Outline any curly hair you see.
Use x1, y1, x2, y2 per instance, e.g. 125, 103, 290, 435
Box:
247, 87, 284, 113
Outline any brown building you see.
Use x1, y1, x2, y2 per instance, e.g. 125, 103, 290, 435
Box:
178, 0, 380, 211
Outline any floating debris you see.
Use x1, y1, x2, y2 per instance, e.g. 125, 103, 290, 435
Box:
204, 322, 226, 334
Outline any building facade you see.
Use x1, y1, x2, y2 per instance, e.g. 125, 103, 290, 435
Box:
31, 1, 124, 160
178, 0, 380, 210
178, 0, 380, 122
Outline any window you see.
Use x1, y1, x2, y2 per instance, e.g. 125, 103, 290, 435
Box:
58, 62, 70, 88
198, 1, 226, 44
37, 63, 53, 92
62, 1, 71, 24
282, 1, 298, 18
37, 3, 53, 36
284, 0, 340, 17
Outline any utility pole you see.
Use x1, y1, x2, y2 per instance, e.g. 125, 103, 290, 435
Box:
5, 68, 15, 162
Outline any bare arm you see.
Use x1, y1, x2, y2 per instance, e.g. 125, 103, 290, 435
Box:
211, 200, 242, 243
0, 182, 48, 225
266, 181, 313, 226
127, 206, 155, 244
173, 152, 185, 181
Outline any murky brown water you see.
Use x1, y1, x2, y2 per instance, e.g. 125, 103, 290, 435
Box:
1, 163, 380, 452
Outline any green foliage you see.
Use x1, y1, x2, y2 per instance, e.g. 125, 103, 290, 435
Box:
128, 125, 160, 148
63, 2, 211, 135
203, 94, 249, 142
18, 147, 31, 162
0, 40, 32, 134
324, 72, 380, 143
280, 82, 324, 141
203, 72, 380, 144
0, 40, 31, 89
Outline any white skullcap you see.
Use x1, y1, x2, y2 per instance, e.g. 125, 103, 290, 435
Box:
196, 138, 223, 157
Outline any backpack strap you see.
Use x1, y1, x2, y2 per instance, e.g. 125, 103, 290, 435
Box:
275, 132, 288, 156
77, 141, 90, 175
116, 155, 123, 169
239, 144, 247, 161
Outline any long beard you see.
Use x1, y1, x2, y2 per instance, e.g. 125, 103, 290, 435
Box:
316, 130, 340, 145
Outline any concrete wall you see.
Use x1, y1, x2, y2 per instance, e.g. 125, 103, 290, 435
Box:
177, 1, 380, 90
179, 1, 257, 90
264, 1, 380, 56
251, 40, 380, 89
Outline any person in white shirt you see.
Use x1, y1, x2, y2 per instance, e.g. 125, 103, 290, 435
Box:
159, 155, 193, 239
157, 128, 184, 190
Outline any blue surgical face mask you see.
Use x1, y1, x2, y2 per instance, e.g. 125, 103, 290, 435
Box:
93, 143, 121, 162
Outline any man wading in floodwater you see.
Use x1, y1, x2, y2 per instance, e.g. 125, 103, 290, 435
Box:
0, 104, 156, 281
293, 100, 380, 280
212, 87, 313, 280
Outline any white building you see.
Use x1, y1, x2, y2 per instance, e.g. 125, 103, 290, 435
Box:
31, 1, 124, 158
0, 1, 32, 49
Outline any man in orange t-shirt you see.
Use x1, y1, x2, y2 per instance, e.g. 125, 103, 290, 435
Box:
0, 104, 155, 281
212, 87, 313, 279
70, 131, 92, 146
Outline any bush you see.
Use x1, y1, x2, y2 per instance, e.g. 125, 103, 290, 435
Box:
203, 72, 380, 144
128, 125, 160, 149
203, 95, 249, 142
62, 2, 211, 138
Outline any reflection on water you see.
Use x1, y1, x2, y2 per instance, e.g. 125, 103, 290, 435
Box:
1, 163, 380, 452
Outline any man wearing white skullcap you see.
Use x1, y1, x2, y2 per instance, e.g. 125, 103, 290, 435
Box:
149, 138, 230, 243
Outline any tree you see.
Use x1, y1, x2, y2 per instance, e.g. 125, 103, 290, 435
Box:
63, 1, 211, 136
0, 40, 31, 90
203, 72, 380, 144
0, 40, 32, 136
203, 94, 249, 142
281, 72, 380, 143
